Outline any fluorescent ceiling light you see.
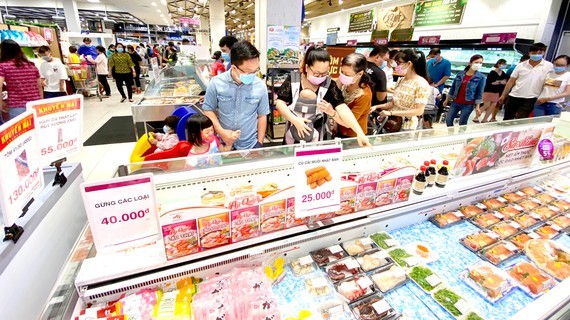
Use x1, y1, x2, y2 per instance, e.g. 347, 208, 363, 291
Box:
52, 15, 65, 20
156, 9, 161, 12
246, 3, 253, 8
231, 10, 236, 14
151, 2, 156, 6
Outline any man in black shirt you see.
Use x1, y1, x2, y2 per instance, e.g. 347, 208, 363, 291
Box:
366, 45, 389, 106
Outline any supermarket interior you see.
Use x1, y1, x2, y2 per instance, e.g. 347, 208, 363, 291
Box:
3, 0, 570, 320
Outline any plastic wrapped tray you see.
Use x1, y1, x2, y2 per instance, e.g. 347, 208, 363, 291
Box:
355, 249, 393, 272
531, 224, 561, 240
459, 204, 486, 218
519, 186, 542, 197
459, 261, 516, 303
325, 257, 362, 282
317, 298, 352, 320
342, 237, 378, 256
405, 242, 439, 264
478, 241, 521, 266
310, 245, 348, 267
350, 293, 399, 320
336, 274, 376, 303
550, 199, 570, 211
304, 274, 334, 297
482, 197, 508, 210
429, 211, 465, 228
512, 213, 542, 229
470, 212, 504, 229
518, 199, 541, 211
460, 230, 501, 252
369, 231, 399, 250
387, 247, 420, 268
531, 206, 560, 221
489, 221, 522, 240
550, 213, 570, 231
497, 204, 525, 219
369, 265, 408, 293
502, 192, 527, 203
431, 286, 473, 319
407, 264, 444, 293
290, 255, 317, 277
505, 261, 557, 298
507, 231, 541, 251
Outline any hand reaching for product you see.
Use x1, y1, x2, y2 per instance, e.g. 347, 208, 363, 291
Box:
357, 134, 372, 148
305, 166, 332, 189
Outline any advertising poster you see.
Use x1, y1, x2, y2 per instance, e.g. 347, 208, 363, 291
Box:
348, 10, 375, 33
80, 174, 161, 254
26, 94, 83, 166
375, 4, 415, 40
267, 25, 300, 65
414, 0, 468, 27
326, 46, 356, 78
0, 111, 44, 226
481, 33, 517, 44
294, 145, 342, 218
495, 128, 543, 168
326, 27, 339, 46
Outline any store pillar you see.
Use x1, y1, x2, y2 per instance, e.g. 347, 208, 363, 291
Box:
197, 15, 211, 49
209, 0, 225, 50
255, 0, 302, 72
61, 0, 81, 32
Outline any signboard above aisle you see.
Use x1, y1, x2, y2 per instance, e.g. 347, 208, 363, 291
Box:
414, 0, 468, 27
348, 10, 375, 33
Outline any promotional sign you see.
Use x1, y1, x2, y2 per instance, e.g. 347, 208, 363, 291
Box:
346, 39, 358, 46
373, 38, 389, 45
481, 32, 517, 44
81, 174, 161, 254
326, 28, 338, 46
43, 28, 54, 41
414, 0, 468, 27
267, 25, 301, 65
179, 17, 200, 26
150, 57, 160, 82
326, 46, 356, 78
495, 128, 543, 168
418, 35, 441, 45
375, 4, 414, 40
26, 94, 83, 165
348, 10, 374, 33
0, 111, 44, 226
294, 145, 342, 218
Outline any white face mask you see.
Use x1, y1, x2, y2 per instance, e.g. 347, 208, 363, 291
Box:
390, 60, 397, 68
471, 63, 482, 71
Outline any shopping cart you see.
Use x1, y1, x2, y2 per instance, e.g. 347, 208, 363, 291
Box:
68, 64, 102, 101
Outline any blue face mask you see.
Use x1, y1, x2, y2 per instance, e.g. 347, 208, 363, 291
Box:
221, 52, 230, 62
42, 56, 51, 61
428, 57, 437, 64
117, 47, 124, 53
530, 54, 543, 61
554, 66, 567, 73
380, 60, 387, 69
163, 125, 171, 133
499, 65, 507, 70
240, 73, 256, 85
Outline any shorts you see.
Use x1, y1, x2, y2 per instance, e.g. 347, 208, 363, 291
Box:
482, 92, 500, 103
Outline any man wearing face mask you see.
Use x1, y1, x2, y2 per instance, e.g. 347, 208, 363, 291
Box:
38, 45, 67, 98
366, 45, 389, 106
78, 38, 98, 64
499, 43, 554, 120
219, 35, 238, 71
427, 48, 452, 93
202, 41, 269, 150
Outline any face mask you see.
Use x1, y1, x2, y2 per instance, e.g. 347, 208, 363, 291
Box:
380, 60, 388, 69
239, 73, 256, 85
428, 57, 437, 64
499, 65, 507, 70
530, 54, 543, 61
339, 73, 355, 85
471, 63, 482, 71
202, 133, 215, 143
221, 52, 230, 62
307, 75, 326, 85
163, 125, 172, 134
42, 56, 51, 61
554, 66, 567, 73
390, 61, 397, 68
117, 47, 124, 53
395, 64, 408, 75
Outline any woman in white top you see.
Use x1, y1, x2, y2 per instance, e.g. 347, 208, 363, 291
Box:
370, 49, 431, 131
86, 45, 111, 97
534, 55, 570, 116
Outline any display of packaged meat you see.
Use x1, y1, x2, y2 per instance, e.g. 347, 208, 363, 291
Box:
350, 294, 398, 320
482, 198, 507, 210
534, 193, 556, 204
506, 261, 557, 297
460, 261, 515, 303
461, 231, 500, 252
407, 264, 444, 293
305, 274, 334, 297
290, 255, 317, 277
550, 199, 570, 211
525, 239, 570, 281
550, 214, 570, 230
513, 213, 541, 229
336, 274, 376, 303
310, 245, 348, 267
531, 206, 560, 221
369, 231, 399, 249
489, 221, 521, 239
533, 224, 561, 240
518, 199, 541, 211
317, 298, 352, 320
429, 211, 465, 228
355, 249, 393, 272
342, 237, 378, 256
325, 257, 362, 282
502, 192, 526, 203
470, 212, 504, 229
519, 186, 542, 196
497, 205, 525, 219
479, 241, 520, 266
431, 286, 472, 318
369, 265, 408, 293
459, 205, 485, 218
508, 231, 541, 250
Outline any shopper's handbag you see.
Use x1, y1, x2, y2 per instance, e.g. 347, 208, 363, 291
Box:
382, 115, 403, 133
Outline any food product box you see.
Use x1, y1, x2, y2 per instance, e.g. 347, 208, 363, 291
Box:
305, 274, 334, 297
513, 213, 541, 229
370, 231, 398, 249
285, 198, 310, 228
506, 261, 557, 298
497, 204, 525, 219
197, 211, 230, 250
459, 261, 516, 303
290, 255, 317, 277
259, 199, 286, 234
461, 231, 500, 252
311, 245, 348, 267
519, 186, 542, 197
518, 199, 541, 211
534, 193, 556, 205
502, 192, 526, 203
459, 204, 486, 218
350, 294, 398, 320
550, 213, 570, 230
507, 231, 541, 251
387, 247, 420, 268
325, 257, 362, 282
431, 286, 472, 319
392, 175, 413, 203
478, 241, 520, 266
230, 206, 259, 243
532, 224, 561, 240
355, 182, 378, 211
429, 211, 465, 228
342, 237, 378, 256
161, 219, 199, 260
375, 178, 396, 207
489, 221, 522, 239
407, 264, 444, 293
355, 249, 394, 272
470, 212, 504, 229
369, 265, 408, 293
336, 186, 357, 216
550, 199, 570, 211
336, 274, 376, 303
482, 197, 507, 210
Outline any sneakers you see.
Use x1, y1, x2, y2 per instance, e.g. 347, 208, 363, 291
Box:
120, 97, 126, 103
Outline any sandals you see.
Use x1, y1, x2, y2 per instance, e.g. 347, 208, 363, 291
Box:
120, 97, 126, 103
472, 119, 480, 123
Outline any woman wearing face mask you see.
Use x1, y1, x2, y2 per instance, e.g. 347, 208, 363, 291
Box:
210, 51, 226, 77
534, 55, 570, 117
474, 59, 508, 123
444, 55, 486, 127
108, 43, 136, 102
275, 46, 371, 147
337, 53, 374, 138
370, 49, 431, 131
385, 49, 400, 92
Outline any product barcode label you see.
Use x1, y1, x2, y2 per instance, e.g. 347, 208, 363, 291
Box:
454, 299, 471, 315
533, 186, 543, 192
372, 300, 391, 315
488, 232, 500, 239
404, 256, 420, 267
513, 205, 524, 211
299, 255, 313, 266
509, 222, 521, 229
311, 277, 328, 288
357, 276, 373, 288
497, 197, 507, 203
493, 212, 504, 219
345, 259, 360, 270
452, 211, 464, 218
550, 224, 562, 231
375, 250, 389, 259
548, 206, 560, 212
329, 245, 343, 254
530, 213, 542, 220
393, 267, 406, 278
516, 191, 526, 196
528, 232, 540, 239
425, 274, 442, 287
504, 242, 518, 252
476, 203, 487, 210
385, 239, 397, 247
359, 237, 373, 245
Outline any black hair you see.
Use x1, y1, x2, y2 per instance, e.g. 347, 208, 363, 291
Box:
83, 37, 91, 43
182, 38, 190, 44
465, 54, 484, 72
127, 45, 135, 52
302, 46, 330, 74
212, 50, 222, 60
230, 41, 260, 67
0, 40, 33, 67
494, 59, 507, 68
38, 45, 51, 54
529, 42, 547, 53
115, 42, 124, 49
168, 41, 175, 47
389, 49, 399, 60
165, 115, 180, 129
186, 114, 213, 147
428, 48, 441, 56
397, 49, 428, 80
341, 53, 374, 89
96, 45, 106, 53
370, 45, 389, 58
108, 44, 115, 49
554, 55, 570, 65
139, 43, 145, 47
69, 45, 78, 53
520, 55, 530, 62
219, 35, 238, 48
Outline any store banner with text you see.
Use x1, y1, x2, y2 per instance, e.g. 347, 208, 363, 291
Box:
414, 0, 468, 27
326, 46, 356, 78
481, 32, 517, 44
27, 94, 83, 166
495, 128, 543, 169
81, 174, 161, 254
294, 145, 342, 218
267, 25, 300, 65
348, 10, 374, 33
0, 111, 44, 226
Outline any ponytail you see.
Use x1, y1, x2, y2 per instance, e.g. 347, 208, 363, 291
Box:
397, 49, 428, 81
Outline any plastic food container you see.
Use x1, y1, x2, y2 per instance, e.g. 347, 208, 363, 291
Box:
482, 197, 508, 210
489, 221, 522, 239
369, 231, 398, 249
459, 205, 485, 218
355, 249, 394, 272
429, 211, 465, 228
533, 224, 561, 240
497, 205, 525, 219
531, 206, 559, 221
290, 255, 317, 277
506, 261, 557, 298
478, 241, 521, 266
407, 264, 444, 293
461, 231, 500, 252
470, 212, 504, 229
305, 274, 334, 297
387, 247, 419, 268
405, 242, 439, 264
431, 286, 472, 319
369, 265, 408, 293
507, 231, 541, 251
512, 213, 541, 229
342, 237, 378, 256
460, 261, 516, 303
519, 186, 542, 197
502, 192, 526, 203
518, 199, 541, 211
350, 293, 398, 320
310, 245, 348, 267
336, 274, 376, 303
325, 257, 362, 282
317, 298, 351, 320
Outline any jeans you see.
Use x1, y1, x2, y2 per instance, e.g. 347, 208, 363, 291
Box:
446, 102, 474, 127
503, 96, 537, 120
43, 91, 66, 99
114, 73, 134, 99
8, 107, 26, 120
533, 102, 562, 117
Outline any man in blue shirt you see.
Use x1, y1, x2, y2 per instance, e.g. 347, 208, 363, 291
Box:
219, 36, 238, 71
203, 41, 269, 150
78, 37, 98, 64
427, 48, 451, 121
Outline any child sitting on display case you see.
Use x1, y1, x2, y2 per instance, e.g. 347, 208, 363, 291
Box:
149, 115, 180, 153
184, 114, 239, 168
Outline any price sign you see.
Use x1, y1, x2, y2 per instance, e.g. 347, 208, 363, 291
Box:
0, 111, 44, 226
294, 145, 342, 218
81, 174, 161, 253
27, 94, 83, 165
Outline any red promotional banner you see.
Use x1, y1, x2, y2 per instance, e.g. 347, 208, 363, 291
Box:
326, 46, 357, 78
418, 35, 441, 45
481, 33, 517, 44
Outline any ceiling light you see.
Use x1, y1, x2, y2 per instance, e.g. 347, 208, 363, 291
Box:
156, 9, 161, 12
339, 0, 343, 4
87, 0, 100, 2
151, 2, 156, 6
178, 7, 183, 12
160, 14, 164, 17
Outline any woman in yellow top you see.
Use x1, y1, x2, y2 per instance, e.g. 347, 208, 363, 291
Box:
108, 43, 136, 102
68, 46, 81, 64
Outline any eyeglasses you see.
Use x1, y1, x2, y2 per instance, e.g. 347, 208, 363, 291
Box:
236, 65, 260, 75
308, 66, 329, 77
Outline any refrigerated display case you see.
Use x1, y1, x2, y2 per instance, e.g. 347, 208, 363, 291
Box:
42, 118, 570, 319
131, 62, 210, 138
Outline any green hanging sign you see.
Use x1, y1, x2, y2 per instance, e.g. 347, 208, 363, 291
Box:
414, 0, 468, 27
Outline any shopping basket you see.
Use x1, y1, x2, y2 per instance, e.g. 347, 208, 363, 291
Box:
68, 64, 102, 101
